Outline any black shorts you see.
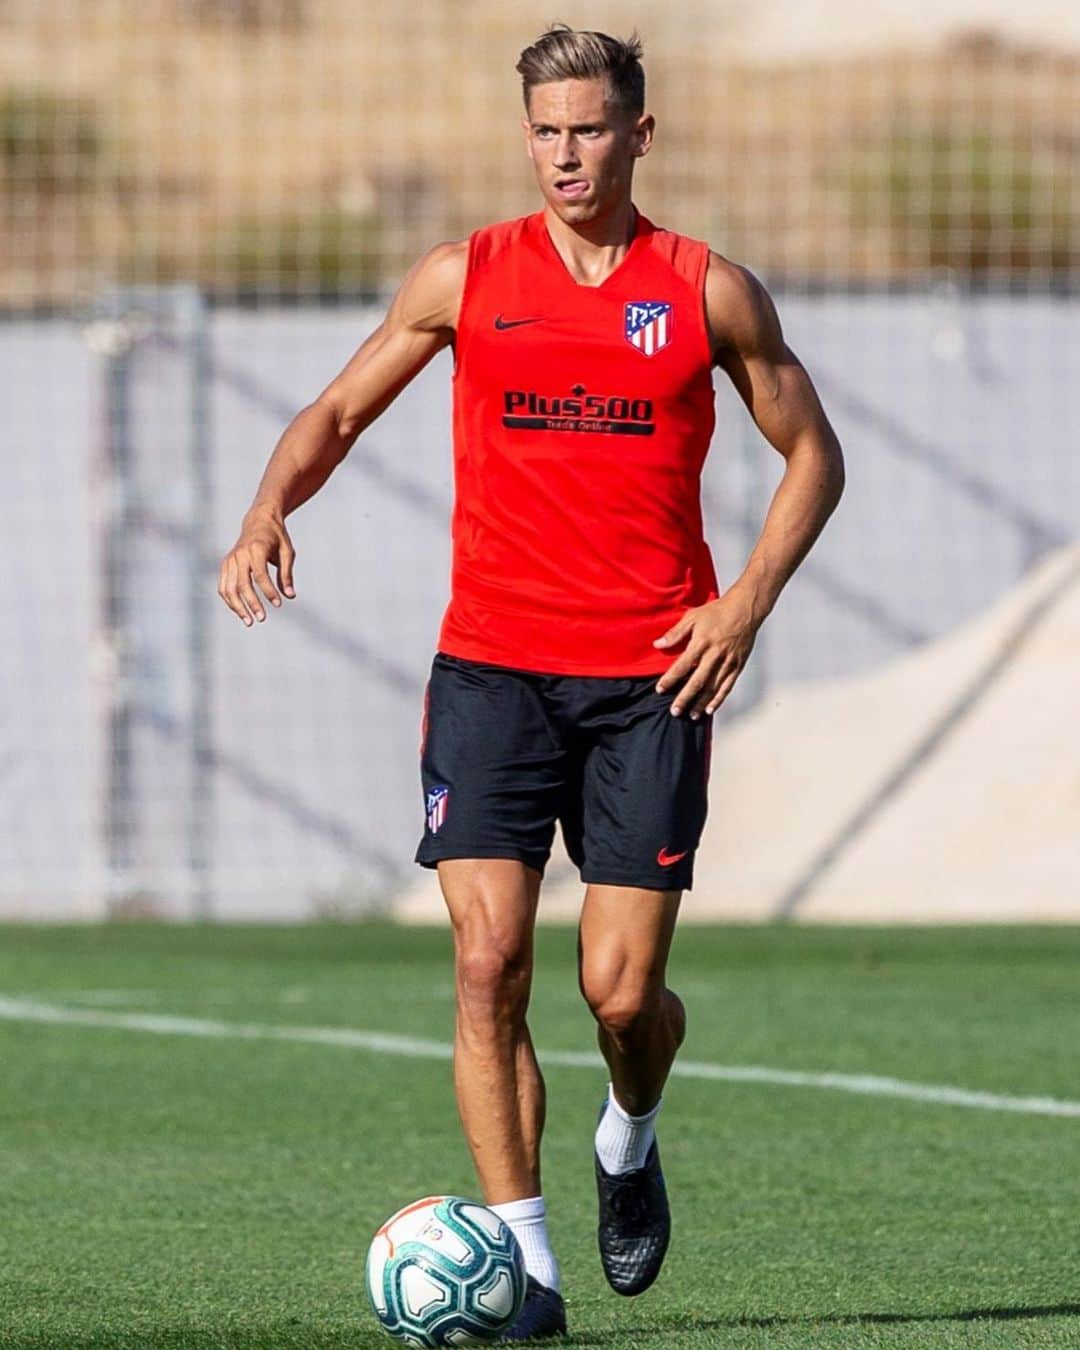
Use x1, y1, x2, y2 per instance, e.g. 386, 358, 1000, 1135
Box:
414, 651, 713, 891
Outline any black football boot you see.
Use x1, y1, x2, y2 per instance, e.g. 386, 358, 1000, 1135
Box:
595, 1131, 671, 1296
499, 1274, 567, 1341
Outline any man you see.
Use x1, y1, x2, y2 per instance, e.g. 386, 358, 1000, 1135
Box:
219, 25, 844, 1342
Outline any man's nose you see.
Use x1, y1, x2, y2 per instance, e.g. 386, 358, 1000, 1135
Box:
553, 133, 579, 168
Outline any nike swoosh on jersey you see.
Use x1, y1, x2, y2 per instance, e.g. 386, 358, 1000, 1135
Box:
657, 847, 689, 866
494, 314, 545, 330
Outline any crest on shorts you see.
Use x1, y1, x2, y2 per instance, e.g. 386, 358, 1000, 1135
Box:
625, 300, 672, 356
426, 785, 449, 834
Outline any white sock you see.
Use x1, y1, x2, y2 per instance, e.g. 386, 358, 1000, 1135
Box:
489, 1195, 561, 1293
594, 1083, 663, 1175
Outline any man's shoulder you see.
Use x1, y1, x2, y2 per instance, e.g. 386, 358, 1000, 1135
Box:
704, 253, 773, 319
402, 215, 540, 332
704, 251, 762, 299
396, 240, 470, 333
414, 238, 470, 281
703, 253, 781, 357
467, 212, 539, 267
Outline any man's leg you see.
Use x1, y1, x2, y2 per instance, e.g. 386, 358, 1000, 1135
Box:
437, 857, 566, 1337
578, 883, 684, 1296
577, 884, 685, 1114
438, 857, 545, 1203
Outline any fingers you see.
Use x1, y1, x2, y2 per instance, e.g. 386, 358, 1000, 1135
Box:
218, 547, 278, 626
669, 648, 745, 719
237, 556, 268, 623
670, 653, 716, 717
655, 598, 757, 715
705, 666, 741, 714
656, 609, 709, 693
277, 538, 296, 598
655, 649, 697, 695
653, 611, 694, 651
218, 555, 256, 626
218, 520, 298, 626
253, 557, 283, 610
692, 659, 741, 717
655, 624, 701, 693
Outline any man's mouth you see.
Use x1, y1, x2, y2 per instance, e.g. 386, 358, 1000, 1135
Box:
554, 179, 589, 199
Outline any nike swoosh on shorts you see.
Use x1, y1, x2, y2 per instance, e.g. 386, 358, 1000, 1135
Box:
657, 847, 688, 866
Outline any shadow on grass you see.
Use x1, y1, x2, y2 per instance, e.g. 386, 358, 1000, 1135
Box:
569, 1301, 1080, 1344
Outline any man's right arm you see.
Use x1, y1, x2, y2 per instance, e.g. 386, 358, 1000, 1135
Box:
218, 240, 467, 626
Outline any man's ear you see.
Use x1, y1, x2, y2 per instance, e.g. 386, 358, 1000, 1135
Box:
633, 113, 656, 159
522, 116, 534, 161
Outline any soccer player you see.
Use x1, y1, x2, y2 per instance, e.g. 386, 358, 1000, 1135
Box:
219, 25, 844, 1341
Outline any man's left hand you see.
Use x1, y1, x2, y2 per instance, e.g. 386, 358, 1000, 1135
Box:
653, 590, 760, 718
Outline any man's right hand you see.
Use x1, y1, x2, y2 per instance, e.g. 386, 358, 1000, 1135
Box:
216, 239, 465, 629
217, 509, 296, 626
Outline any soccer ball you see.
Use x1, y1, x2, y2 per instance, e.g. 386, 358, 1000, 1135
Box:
366, 1195, 527, 1346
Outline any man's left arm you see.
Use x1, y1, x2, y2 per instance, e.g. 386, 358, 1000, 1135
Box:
655, 254, 846, 717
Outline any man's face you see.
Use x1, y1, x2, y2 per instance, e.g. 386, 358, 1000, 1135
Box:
522, 78, 652, 225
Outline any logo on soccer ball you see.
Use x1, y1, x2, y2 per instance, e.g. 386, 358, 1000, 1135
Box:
625, 300, 673, 356
426, 785, 449, 834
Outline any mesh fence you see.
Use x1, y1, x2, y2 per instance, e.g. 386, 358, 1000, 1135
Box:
3, 3, 1079, 306
2, 2, 1078, 915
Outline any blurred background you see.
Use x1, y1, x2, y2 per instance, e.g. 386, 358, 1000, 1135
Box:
3, 0, 1077, 921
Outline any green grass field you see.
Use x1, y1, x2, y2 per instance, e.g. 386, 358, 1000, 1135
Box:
3, 922, 1080, 1349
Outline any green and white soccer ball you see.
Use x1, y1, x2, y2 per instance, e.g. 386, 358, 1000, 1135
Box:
366, 1195, 527, 1346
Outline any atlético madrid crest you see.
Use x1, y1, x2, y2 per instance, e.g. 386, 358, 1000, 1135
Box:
426, 785, 449, 834
625, 300, 673, 356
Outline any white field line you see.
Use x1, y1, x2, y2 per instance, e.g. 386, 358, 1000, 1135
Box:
53, 989, 162, 1006
1, 995, 1079, 1120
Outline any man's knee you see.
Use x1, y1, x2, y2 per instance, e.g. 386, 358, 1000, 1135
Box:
457, 941, 529, 1007
453, 917, 533, 1033
581, 960, 688, 1043
580, 964, 662, 1038
441, 860, 538, 1034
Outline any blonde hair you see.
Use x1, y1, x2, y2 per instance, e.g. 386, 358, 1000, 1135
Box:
516, 24, 645, 117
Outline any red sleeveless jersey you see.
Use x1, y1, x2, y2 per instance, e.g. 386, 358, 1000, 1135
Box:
436, 208, 719, 676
